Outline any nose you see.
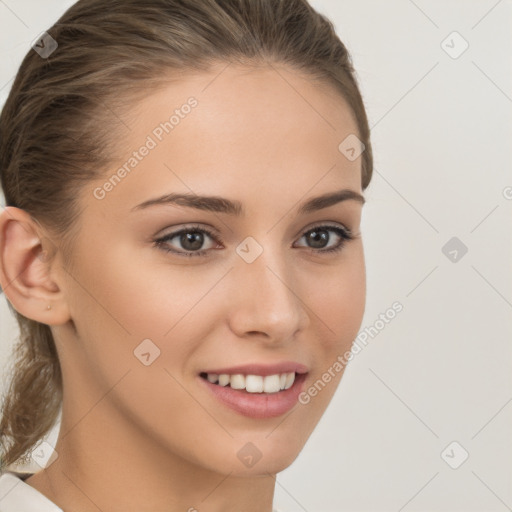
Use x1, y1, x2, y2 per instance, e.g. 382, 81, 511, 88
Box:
226, 247, 310, 344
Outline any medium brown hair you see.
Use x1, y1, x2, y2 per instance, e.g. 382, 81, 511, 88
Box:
0, 0, 373, 471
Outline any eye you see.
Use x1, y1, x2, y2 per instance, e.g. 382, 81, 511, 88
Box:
153, 224, 220, 258
153, 223, 355, 258
294, 224, 355, 254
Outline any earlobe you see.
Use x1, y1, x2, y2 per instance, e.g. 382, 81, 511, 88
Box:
0, 206, 71, 326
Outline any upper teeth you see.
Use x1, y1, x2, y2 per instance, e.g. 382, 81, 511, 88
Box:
206, 372, 295, 393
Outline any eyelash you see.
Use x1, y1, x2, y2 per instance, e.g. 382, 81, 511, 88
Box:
153, 223, 355, 258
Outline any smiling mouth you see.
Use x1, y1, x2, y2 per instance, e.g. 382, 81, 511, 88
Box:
199, 371, 297, 394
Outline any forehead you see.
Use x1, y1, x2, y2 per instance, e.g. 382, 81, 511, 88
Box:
87, 62, 362, 217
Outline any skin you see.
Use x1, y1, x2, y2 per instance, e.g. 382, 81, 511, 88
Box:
0, 61, 366, 512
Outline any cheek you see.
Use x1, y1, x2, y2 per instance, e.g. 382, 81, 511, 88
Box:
68, 245, 225, 375
306, 248, 366, 352
71, 236, 200, 334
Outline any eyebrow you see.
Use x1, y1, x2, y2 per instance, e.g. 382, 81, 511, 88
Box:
130, 188, 365, 216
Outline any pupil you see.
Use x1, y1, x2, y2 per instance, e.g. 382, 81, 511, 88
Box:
181, 232, 203, 250
178, 229, 330, 251
308, 229, 328, 249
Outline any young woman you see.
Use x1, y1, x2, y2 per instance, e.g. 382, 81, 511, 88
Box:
0, 0, 373, 510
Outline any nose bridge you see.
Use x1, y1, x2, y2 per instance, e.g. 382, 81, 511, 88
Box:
228, 239, 309, 339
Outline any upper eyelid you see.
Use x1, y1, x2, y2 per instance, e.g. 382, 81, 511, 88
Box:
155, 222, 352, 249
157, 221, 350, 240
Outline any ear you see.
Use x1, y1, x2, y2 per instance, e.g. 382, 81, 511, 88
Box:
0, 206, 71, 325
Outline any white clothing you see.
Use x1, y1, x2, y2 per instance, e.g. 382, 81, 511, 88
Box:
0, 471, 63, 511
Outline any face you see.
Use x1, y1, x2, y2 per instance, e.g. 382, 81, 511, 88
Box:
52, 62, 366, 476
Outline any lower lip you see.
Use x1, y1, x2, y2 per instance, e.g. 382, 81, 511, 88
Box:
199, 373, 308, 419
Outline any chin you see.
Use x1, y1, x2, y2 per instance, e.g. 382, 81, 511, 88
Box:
232, 435, 309, 476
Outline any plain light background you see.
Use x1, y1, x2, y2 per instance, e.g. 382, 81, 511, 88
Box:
0, 1, 511, 511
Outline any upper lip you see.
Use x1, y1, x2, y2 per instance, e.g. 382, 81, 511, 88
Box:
201, 362, 309, 377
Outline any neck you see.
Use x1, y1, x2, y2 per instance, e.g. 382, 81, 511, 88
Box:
27, 402, 276, 512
